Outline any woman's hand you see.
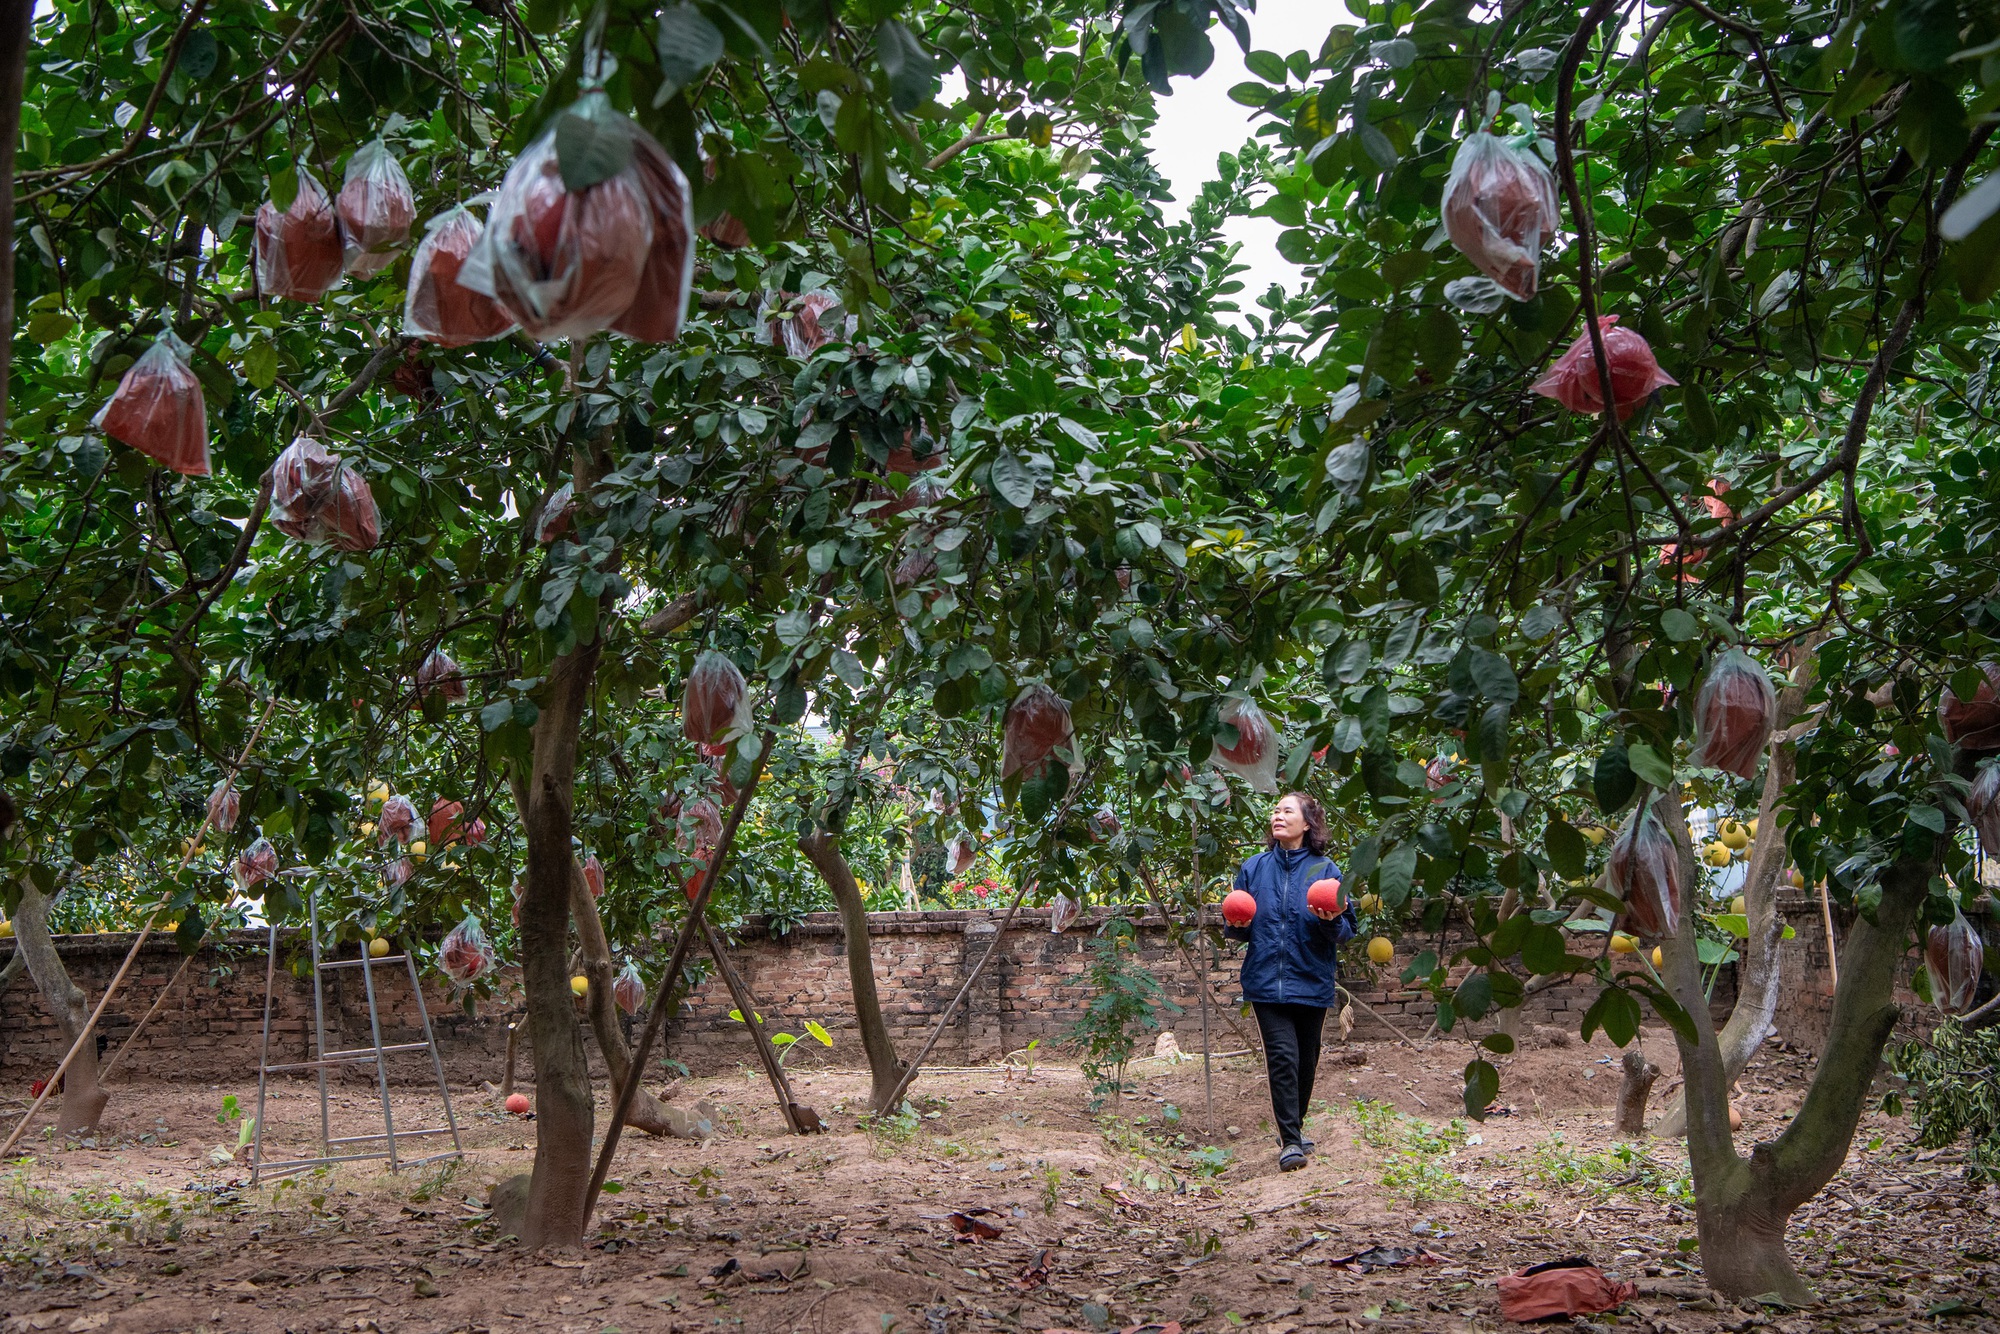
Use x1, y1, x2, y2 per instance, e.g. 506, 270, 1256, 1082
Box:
1310, 906, 1342, 921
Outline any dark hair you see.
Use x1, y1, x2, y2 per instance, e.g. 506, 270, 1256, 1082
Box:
1268, 791, 1329, 855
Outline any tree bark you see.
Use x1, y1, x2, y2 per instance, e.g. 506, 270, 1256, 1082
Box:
1616, 1047, 1659, 1135
569, 863, 681, 1136
799, 829, 907, 1113
12, 880, 109, 1135
1652, 640, 1821, 1136
0, 0, 35, 434
516, 641, 601, 1248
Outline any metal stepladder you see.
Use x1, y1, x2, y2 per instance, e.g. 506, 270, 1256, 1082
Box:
249, 888, 463, 1183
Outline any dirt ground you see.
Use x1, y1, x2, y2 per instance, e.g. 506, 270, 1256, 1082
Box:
1, 1025, 1995, 1334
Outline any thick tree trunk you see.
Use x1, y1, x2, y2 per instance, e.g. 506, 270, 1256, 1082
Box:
1653, 639, 1821, 1136
516, 641, 601, 1248
799, 829, 906, 1113
12, 881, 109, 1135
1658, 785, 1938, 1304
1616, 1048, 1659, 1135
569, 864, 682, 1136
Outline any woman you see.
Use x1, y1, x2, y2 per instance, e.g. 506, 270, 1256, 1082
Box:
1224, 791, 1357, 1171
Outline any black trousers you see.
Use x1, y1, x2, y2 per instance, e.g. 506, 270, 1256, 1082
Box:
1252, 1001, 1326, 1149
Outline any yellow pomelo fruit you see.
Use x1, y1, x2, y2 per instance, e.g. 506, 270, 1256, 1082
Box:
1651, 946, 1664, 967
1611, 932, 1639, 954
368, 937, 390, 958
1704, 842, 1733, 867
1366, 937, 1394, 964
571, 975, 590, 996
1730, 894, 1747, 916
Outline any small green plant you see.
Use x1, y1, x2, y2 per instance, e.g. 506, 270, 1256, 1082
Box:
1188, 1145, 1233, 1178
408, 1156, 465, 1203
1038, 1162, 1062, 1215
1349, 1098, 1469, 1204
1070, 916, 1182, 1110
728, 1009, 835, 1067
1525, 1134, 1692, 1203
859, 1100, 922, 1152
1889, 1018, 2000, 1182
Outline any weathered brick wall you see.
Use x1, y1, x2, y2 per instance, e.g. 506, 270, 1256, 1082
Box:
2, 908, 1729, 1087
1770, 890, 1990, 1053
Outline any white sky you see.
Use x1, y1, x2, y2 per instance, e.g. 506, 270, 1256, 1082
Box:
1143, 0, 1330, 315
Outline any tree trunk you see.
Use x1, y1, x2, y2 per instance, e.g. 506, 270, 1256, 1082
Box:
799, 829, 907, 1113
1652, 637, 1821, 1136
569, 863, 682, 1136
12, 881, 109, 1135
1616, 1048, 1659, 1135
0, 0, 35, 434
516, 641, 601, 1248
1657, 784, 1939, 1304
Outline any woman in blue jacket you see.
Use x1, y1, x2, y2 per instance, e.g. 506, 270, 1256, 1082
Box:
1225, 791, 1358, 1171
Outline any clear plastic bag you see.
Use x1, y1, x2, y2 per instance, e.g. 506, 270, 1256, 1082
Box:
427, 798, 463, 846
536, 482, 575, 545
337, 140, 416, 277
614, 960, 646, 1015
383, 856, 414, 888
1090, 808, 1121, 840
207, 781, 240, 833
1691, 650, 1777, 779
439, 914, 497, 984
269, 437, 381, 552
460, 94, 691, 342
1210, 697, 1280, 793
765, 292, 844, 358
947, 833, 977, 876
95, 337, 210, 476
1002, 683, 1073, 779
1609, 808, 1681, 938
234, 837, 278, 891
582, 853, 604, 898
681, 797, 722, 857
416, 648, 467, 703
1442, 131, 1560, 302
377, 794, 422, 846
683, 651, 750, 745
1531, 317, 1678, 419
256, 169, 346, 302
1049, 890, 1080, 934
404, 207, 516, 347
1941, 663, 2000, 751
1969, 766, 2000, 849
885, 427, 945, 476
1928, 910, 1984, 1013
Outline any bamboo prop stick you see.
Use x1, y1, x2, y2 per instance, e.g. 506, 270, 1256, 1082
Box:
1337, 983, 1424, 1051
582, 731, 772, 1227
698, 917, 808, 1134
1818, 878, 1840, 987
2, 698, 279, 1156
1134, 861, 1263, 1053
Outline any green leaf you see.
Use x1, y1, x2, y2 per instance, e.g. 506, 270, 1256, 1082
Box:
1581, 985, 1641, 1046
1399, 948, 1437, 985
555, 110, 635, 192
242, 338, 278, 391
1244, 49, 1288, 83
1468, 649, 1518, 705
178, 29, 219, 79
1462, 1057, 1500, 1120
1480, 1032, 1515, 1055
1594, 746, 1636, 814
1454, 970, 1493, 1021
1661, 608, 1699, 642
1476, 703, 1509, 766
525, 0, 561, 33
1376, 844, 1417, 907
655, 4, 726, 101
989, 449, 1035, 508
1521, 922, 1570, 975
875, 21, 938, 112
1627, 743, 1674, 789
1715, 912, 1750, 939
1544, 818, 1587, 880
804, 1018, 833, 1046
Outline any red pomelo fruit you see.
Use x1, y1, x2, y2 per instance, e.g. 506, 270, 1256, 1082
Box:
1307, 878, 1344, 915
1222, 890, 1257, 927
504, 1093, 530, 1115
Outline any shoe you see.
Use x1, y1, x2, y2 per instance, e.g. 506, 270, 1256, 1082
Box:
1300, 1138, 1316, 1154
1278, 1145, 1307, 1172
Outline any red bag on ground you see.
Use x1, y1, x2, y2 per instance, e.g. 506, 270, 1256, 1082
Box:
206, 781, 240, 833
614, 960, 646, 1015
234, 837, 278, 891
1942, 663, 2000, 750
1211, 697, 1279, 793
404, 207, 516, 347
416, 648, 467, 704
439, 915, 496, 984
1609, 809, 1681, 938
609, 136, 696, 344
1969, 765, 2000, 849
427, 798, 464, 846
1002, 683, 1073, 779
256, 169, 345, 302
766, 292, 843, 358
582, 853, 604, 898
1929, 911, 1985, 1013
337, 140, 416, 277
96, 337, 210, 476
378, 794, 421, 846
1692, 649, 1777, 779
683, 651, 749, 745
1442, 131, 1560, 302
1531, 317, 1678, 419
1497, 1259, 1637, 1321
460, 94, 682, 341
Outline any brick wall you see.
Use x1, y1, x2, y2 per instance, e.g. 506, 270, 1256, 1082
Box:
1770, 890, 1990, 1053
2, 908, 1726, 1088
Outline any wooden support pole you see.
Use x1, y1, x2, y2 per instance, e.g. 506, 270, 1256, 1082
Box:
1135, 861, 1262, 1053
698, 918, 809, 1134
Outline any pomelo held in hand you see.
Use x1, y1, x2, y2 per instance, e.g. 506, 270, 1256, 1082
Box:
504, 1093, 530, 1115
1306, 878, 1344, 916
1221, 889, 1257, 927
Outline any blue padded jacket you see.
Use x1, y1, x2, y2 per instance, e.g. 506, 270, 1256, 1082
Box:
1224, 845, 1356, 1008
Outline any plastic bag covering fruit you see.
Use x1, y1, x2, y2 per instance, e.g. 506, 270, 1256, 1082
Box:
582, 853, 604, 898
384, 856, 414, 889
886, 428, 945, 476
947, 833, 977, 876
1002, 683, 1073, 780
698, 156, 752, 249
1049, 891, 1080, 934
95, 337, 210, 475
255, 168, 345, 301
1222, 889, 1258, 927
1609, 809, 1681, 938
206, 781, 240, 833
439, 915, 496, 984
1928, 911, 1985, 1013
427, 798, 465, 846
1425, 756, 1450, 791
416, 648, 467, 704
234, 837, 279, 891
268, 437, 380, 552
683, 651, 749, 745
1091, 808, 1121, 839
1211, 697, 1280, 793
1441, 131, 1560, 301
1941, 663, 2000, 751
404, 208, 516, 346
337, 140, 416, 277
1531, 317, 1679, 419
1969, 766, 2000, 849
609, 132, 696, 344
682, 798, 723, 856
1691, 649, 1777, 779
1660, 480, 1735, 577
536, 482, 575, 544
459, 94, 676, 341
766, 292, 844, 358
614, 960, 646, 1016
378, 794, 422, 845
